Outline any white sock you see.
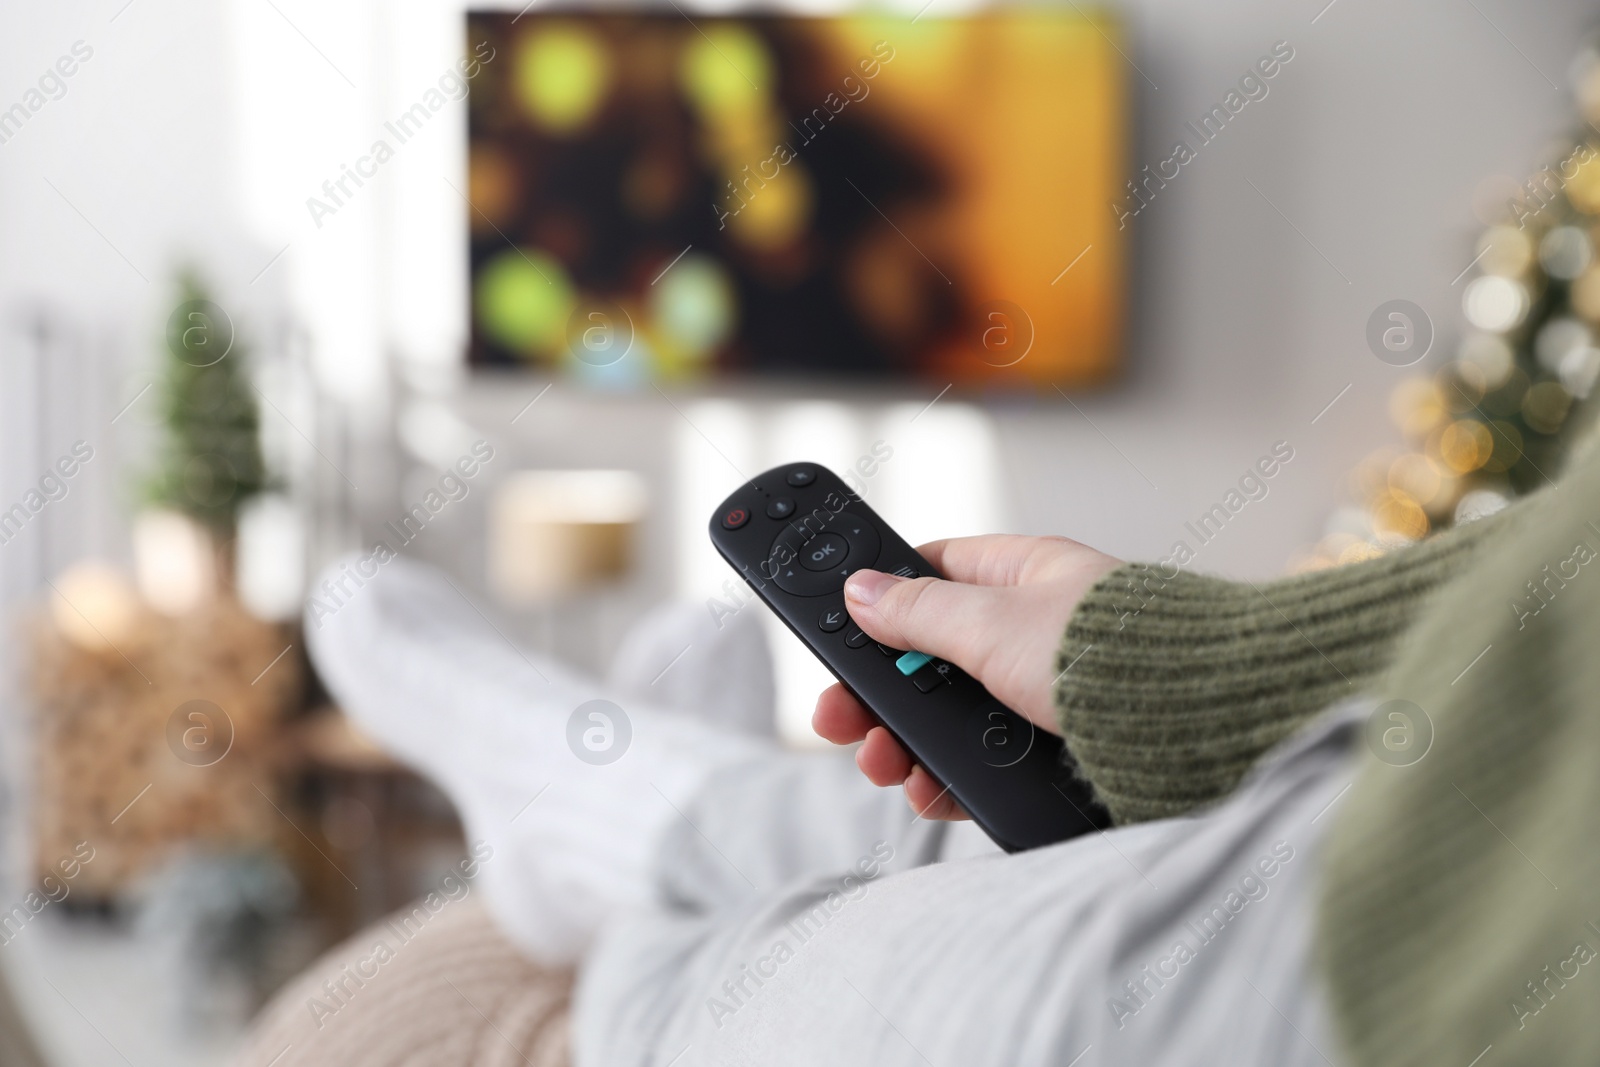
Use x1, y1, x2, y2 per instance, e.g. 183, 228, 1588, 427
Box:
304, 553, 774, 964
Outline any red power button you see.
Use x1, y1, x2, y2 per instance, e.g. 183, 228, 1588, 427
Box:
721, 507, 750, 530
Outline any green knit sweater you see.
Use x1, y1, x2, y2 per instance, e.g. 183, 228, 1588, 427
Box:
1054, 440, 1600, 1065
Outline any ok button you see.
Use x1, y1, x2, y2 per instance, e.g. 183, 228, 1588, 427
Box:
799, 533, 849, 571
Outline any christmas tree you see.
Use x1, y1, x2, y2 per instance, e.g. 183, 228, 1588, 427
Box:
143, 271, 269, 537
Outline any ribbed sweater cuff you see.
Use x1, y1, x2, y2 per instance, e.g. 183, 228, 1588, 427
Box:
1053, 515, 1508, 825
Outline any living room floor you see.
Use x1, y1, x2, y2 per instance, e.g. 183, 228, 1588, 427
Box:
6, 916, 243, 1067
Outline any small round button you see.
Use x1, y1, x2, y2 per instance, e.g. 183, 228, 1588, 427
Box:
766, 498, 796, 520
721, 507, 750, 530
786, 469, 816, 487
818, 607, 847, 632
799, 533, 849, 571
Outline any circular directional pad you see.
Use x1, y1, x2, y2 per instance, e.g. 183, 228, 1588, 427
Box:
764, 511, 881, 596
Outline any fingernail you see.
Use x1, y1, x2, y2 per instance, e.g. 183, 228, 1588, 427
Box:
845, 569, 901, 606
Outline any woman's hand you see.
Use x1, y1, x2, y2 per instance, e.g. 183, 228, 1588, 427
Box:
811, 534, 1121, 820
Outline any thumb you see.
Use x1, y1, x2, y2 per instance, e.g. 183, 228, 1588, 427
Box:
843, 570, 1004, 676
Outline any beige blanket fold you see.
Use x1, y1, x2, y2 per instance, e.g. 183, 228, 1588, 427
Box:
232, 897, 572, 1067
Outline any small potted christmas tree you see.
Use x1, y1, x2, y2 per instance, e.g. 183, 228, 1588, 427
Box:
136, 270, 270, 612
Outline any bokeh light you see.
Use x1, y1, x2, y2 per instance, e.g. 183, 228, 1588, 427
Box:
1560, 345, 1600, 397
1388, 377, 1448, 437
476, 249, 575, 357
1534, 316, 1591, 372
516, 24, 611, 133
1456, 333, 1515, 388
1372, 490, 1429, 542
1478, 225, 1533, 276
1572, 265, 1600, 320
467, 146, 521, 233
1539, 225, 1593, 279
1462, 274, 1529, 332
1565, 151, 1600, 213
1439, 418, 1494, 473
727, 169, 813, 250
651, 254, 735, 359
679, 26, 773, 121
1522, 379, 1574, 433
1389, 452, 1445, 508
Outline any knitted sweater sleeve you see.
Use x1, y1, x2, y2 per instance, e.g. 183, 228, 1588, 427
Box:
1052, 510, 1517, 825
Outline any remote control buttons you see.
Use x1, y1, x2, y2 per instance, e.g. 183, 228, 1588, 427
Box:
844, 626, 870, 648
786, 469, 816, 487
721, 507, 751, 530
818, 608, 847, 633
895, 651, 932, 675
765, 511, 882, 596
767, 498, 797, 520
799, 533, 849, 571
834, 515, 882, 567
897, 652, 957, 693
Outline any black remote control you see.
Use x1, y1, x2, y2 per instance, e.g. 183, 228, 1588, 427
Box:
709, 462, 1109, 852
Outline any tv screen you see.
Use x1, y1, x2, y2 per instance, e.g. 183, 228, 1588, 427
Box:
464, 8, 1125, 389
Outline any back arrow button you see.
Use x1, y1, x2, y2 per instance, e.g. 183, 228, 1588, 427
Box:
818, 609, 847, 633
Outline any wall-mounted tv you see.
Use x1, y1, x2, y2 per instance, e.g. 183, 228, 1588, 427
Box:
465, 8, 1125, 389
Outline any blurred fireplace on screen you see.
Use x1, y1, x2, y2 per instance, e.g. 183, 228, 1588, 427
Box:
466, 9, 1125, 388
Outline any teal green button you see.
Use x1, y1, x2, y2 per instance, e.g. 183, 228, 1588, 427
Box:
895, 651, 932, 675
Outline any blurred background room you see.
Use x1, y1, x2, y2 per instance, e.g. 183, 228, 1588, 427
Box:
1, 0, 1599, 1062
